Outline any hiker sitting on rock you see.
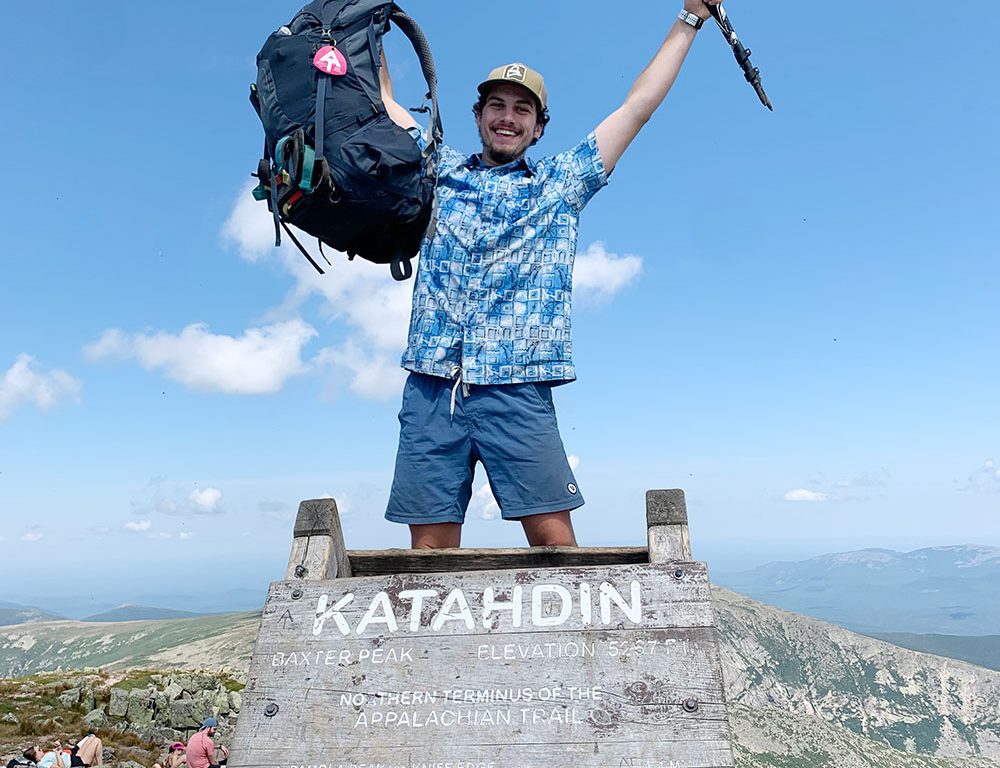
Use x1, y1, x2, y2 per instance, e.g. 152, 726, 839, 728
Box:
185, 719, 227, 768
151, 742, 186, 768
379, 0, 723, 548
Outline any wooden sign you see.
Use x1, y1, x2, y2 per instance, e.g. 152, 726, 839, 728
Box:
235, 567, 732, 767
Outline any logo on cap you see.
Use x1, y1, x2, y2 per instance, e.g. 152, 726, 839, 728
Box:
504, 64, 526, 82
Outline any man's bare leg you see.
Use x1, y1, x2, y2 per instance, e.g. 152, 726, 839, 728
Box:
521, 510, 577, 547
410, 522, 462, 549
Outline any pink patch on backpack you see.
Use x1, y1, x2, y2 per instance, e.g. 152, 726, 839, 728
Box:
313, 46, 348, 76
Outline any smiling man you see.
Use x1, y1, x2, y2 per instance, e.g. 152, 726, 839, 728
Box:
380, 1, 722, 549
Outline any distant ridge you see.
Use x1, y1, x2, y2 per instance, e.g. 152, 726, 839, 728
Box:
866, 631, 1000, 672
81, 604, 204, 622
714, 543, 1000, 635
0, 599, 64, 626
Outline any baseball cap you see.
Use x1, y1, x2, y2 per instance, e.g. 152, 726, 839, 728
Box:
477, 63, 547, 111
201, 717, 218, 729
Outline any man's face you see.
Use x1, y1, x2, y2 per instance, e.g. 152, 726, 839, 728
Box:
206, 727, 217, 737
475, 83, 543, 167
33, 748, 44, 762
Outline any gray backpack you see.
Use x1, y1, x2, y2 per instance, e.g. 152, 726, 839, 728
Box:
251, 0, 442, 280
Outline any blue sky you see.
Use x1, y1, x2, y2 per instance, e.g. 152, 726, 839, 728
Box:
2, 1, 998, 606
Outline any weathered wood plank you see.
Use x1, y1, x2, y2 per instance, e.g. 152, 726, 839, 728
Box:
236, 741, 735, 768
347, 546, 650, 576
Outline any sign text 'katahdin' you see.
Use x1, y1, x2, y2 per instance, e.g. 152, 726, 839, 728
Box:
312, 580, 643, 636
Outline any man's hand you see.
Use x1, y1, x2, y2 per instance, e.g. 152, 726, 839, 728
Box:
684, 0, 722, 21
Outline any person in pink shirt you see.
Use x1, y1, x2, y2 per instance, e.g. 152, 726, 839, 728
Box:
185, 719, 228, 768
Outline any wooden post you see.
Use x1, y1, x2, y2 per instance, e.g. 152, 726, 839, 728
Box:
283, 498, 351, 581
646, 488, 692, 562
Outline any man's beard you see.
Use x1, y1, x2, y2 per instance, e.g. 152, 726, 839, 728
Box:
480, 125, 529, 166
483, 144, 521, 165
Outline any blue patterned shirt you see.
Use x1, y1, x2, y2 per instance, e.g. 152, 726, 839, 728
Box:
401, 132, 609, 385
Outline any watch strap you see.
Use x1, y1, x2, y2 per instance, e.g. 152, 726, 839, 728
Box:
677, 9, 705, 29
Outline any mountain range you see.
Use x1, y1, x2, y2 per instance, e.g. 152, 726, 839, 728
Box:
713, 544, 1000, 635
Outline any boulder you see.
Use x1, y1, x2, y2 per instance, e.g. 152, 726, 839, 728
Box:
82, 708, 106, 729
58, 687, 81, 708
169, 698, 200, 729
163, 681, 184, 702
126, 687, 155, 726
213, 690, 231, 715
81, 687, 97, 712
1, 712, 18, 725
170, 673, 218, 695
116, 761, 145, 768
108, 687, 130, 718
228, 690, 242, 714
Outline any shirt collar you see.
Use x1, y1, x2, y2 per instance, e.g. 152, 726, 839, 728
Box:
465, 152, 535, 176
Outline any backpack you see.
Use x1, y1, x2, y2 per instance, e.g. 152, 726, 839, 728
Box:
250, 0, 442, 280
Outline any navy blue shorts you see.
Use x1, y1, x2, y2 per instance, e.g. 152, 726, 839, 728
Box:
385, 373, 584, 525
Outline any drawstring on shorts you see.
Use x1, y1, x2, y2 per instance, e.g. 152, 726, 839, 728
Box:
449, 366, 470, 421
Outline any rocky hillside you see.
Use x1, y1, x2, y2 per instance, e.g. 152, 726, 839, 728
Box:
3, 593, 999, 767
714, 587, 1000, 763
0, 612, 258, 678
0, 670, 240, 768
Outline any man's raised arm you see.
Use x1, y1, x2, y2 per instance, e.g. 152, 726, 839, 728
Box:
380, 51, 419, 131
595, 0, 720, 174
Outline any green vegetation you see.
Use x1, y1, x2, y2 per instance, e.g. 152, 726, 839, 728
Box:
748, 750, 833, 768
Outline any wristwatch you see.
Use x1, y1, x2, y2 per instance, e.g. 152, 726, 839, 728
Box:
677, 9, 705, 29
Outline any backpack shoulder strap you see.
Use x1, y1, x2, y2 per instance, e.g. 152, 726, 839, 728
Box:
388, 5, 443, 150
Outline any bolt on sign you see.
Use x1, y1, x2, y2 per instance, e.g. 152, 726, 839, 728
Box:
231, 491, 735, 768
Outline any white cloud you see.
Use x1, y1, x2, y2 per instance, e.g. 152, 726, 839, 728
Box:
21, 532, 44, 543
189, 487, 223, 512
84, 320, 316, 395
568, 455, 580, 472
472, 482, 501, 521
222, 182, 414, 402
132, 478, 227, 518
221, 183, 281, 263
574, 242, 643, 304
314, 340, 407, 401
125, 520, 153, 532
0, 354, 81, 422
962, 459, 1000, 492
783, 489, 829, 502
179, 532, 193, 541
835, 469, 891, 489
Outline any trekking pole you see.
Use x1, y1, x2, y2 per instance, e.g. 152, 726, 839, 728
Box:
706, 4, 773, 110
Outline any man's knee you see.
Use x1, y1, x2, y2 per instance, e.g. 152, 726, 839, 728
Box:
409, 522, 463, 549
520, 510, 576, 547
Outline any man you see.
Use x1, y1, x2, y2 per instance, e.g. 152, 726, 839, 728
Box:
185, 718, 228, 768
380, 0, 722, 549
